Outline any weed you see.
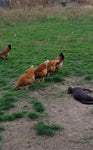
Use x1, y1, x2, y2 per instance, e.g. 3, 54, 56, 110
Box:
35, 121, 62, 136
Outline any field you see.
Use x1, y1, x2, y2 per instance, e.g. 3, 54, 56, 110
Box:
0, 4, 93, 150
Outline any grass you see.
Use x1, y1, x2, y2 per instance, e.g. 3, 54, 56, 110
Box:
0, 111, 4, 115
0, 7, 93, 97
29, 97, 45, 113
34, 121, 63, 136
0, 136, 2, 141
28, 112, 41, 120
0, 112, 25, 122
0, 126, 5, 132
84, 75, 93, 81
32, 100, 45, 112
0, 92, 18, 111
26, 141, 31, 144
29, 81, 49, 91
45, 73, 65, 83
0, 126, 5, 145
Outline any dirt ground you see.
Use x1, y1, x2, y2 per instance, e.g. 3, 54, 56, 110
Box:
1, 76, 93, 150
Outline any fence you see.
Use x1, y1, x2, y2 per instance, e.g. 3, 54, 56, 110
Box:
0, 0, 93, 8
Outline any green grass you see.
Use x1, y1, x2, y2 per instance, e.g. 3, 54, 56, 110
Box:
0, 9, 92, 106
84, 75, 93, 81
0, 111, 4, 115
0, 126, 5, 143
32, 100, 45, 113
0, 112, 25, 122
29, 81, 48, 91
0, 14, 93, 100
0, 92, 18, 111
0, 136, 2, 141
0, 126, 5, 132
34, 121, 63, 136
26, 141, 31, 144
45, 73, 65, 83
28, 112, 41, 120
29, 97, 45, 113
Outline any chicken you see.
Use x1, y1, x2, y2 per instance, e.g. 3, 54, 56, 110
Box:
54, 53, 64, 70
16, 65, 35, 89
0, 45, 11, 59
47, 59, 59, 76
34, 60, 49, 82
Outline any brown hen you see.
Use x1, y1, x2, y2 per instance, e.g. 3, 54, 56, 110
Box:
47, 59, 59, 76
16, 65, 35, 89
0, 45, 11, 59
34, 60, 49, 82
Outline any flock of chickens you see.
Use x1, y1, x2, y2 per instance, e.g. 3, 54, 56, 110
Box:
0, 45, 64, 90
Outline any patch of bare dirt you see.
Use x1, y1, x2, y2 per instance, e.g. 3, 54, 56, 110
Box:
1, 76, 93, 150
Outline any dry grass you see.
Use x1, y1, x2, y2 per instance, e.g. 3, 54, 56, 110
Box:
0, 3, 93, 25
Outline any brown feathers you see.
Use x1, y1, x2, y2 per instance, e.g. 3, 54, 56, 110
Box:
16, 53, 64, 89
34, 61, 48, 79
47, 60, 59, 75
0, 45, 11, 59
16, 66, 35, 89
